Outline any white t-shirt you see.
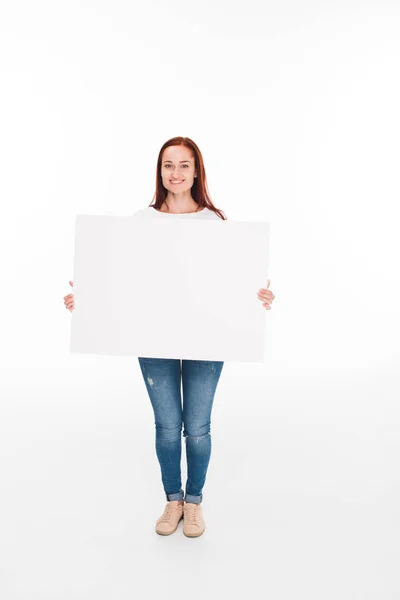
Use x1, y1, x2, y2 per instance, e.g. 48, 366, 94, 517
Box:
133, 206, 224, 220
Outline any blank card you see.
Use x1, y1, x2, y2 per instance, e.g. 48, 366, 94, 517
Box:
70, 215, 270, 363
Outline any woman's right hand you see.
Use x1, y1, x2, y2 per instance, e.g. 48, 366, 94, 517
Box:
63, 281, 74, 312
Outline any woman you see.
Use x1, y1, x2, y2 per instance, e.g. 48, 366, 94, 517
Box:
63, 136, 275, 538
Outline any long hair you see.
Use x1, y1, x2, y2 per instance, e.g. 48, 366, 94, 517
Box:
148, 136, 227, 220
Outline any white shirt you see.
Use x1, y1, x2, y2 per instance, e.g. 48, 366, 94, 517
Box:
133, 206, 224, 220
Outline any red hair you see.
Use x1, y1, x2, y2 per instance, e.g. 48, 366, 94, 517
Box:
148, 136, 227, 220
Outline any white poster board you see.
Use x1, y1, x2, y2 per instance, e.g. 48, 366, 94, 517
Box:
70, 215, 270, 363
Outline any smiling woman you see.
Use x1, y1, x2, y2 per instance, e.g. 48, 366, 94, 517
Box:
148, 136, 227, 219
64, 135, 275, 538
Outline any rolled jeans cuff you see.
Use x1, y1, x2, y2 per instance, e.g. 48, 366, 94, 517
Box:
184, 493, 202, 504
166, 490, 184, 502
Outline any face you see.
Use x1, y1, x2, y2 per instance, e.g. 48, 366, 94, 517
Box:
160, 145, 197, 194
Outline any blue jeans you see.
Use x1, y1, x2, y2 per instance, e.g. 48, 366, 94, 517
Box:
137, 357, 224, 504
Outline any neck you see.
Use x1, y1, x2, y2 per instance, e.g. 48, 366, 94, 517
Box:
164, 192, 198, 212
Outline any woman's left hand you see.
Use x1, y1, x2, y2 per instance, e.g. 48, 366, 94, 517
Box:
257, 279, 275, 310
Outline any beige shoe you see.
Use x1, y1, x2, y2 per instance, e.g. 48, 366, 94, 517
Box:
183, 502, 205, 537
155, 500, 184, 535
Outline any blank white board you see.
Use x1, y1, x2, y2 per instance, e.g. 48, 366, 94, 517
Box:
70, 215, 270, 363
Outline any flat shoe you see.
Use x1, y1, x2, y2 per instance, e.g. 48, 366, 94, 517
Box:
183, 502, 205, 537
155, 500, 184, 535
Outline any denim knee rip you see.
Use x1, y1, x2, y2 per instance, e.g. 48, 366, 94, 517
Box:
184, 433, 210, 444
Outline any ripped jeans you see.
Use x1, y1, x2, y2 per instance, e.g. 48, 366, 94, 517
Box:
137, 357, 224, 504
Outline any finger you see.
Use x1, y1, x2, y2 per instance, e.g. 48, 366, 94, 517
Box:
257, 291, 273, 300
69, 281, 73, 287
260, 291, 273, 297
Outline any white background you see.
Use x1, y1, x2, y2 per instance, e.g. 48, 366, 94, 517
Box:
0, 1, 399, 599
